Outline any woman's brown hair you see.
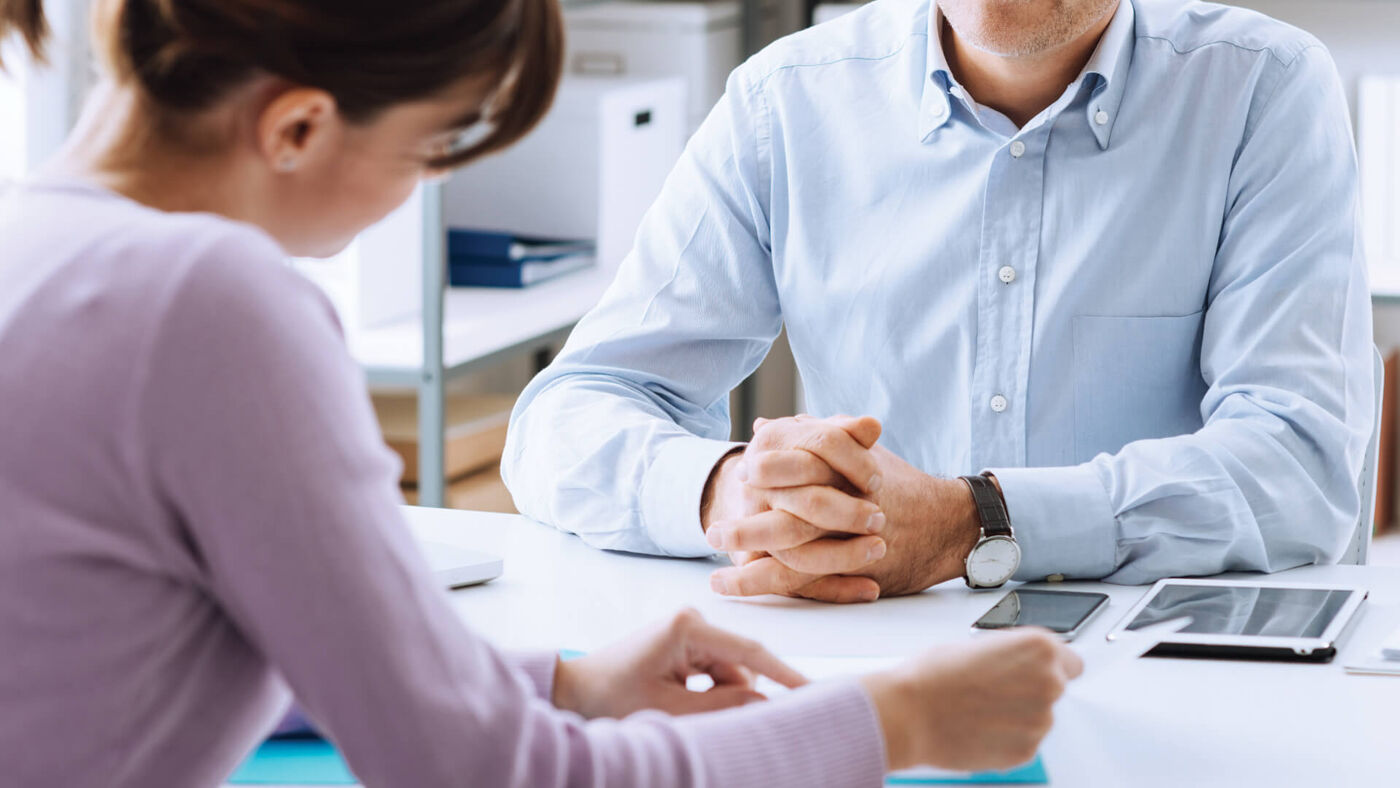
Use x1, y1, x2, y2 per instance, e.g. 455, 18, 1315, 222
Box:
0, 0, 563, 166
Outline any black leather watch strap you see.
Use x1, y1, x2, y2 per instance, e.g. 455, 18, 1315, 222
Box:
959, 474, 1012, 538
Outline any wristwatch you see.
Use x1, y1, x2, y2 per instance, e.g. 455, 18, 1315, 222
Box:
958, 473, 1021, 589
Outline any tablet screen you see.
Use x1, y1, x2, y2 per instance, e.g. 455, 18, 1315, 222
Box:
1126, 585, 1354, 638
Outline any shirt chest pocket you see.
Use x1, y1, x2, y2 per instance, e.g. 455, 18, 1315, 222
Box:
1072, 312, 1208, 462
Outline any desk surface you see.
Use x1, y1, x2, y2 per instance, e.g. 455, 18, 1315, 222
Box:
407, 506, 1400, 788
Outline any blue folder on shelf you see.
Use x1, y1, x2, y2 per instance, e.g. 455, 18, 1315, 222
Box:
448, 229, 595, 288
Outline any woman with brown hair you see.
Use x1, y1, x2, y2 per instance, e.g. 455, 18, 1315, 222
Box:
0, 1, 1081, 785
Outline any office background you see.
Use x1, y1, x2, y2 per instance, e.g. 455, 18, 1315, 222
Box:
2, 0, 1398, 558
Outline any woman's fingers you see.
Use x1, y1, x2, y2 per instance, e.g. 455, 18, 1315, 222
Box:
1057, 642, 1086, 680
703, 660, 755, 688
679, 609, 808, 690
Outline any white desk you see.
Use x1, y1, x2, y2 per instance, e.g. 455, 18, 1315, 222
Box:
407, 506, 1400, 787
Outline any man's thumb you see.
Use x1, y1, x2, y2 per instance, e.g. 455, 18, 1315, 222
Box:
830, 414, 882, 448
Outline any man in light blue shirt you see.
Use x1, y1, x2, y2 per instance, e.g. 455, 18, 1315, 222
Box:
503, 0, 1374, 601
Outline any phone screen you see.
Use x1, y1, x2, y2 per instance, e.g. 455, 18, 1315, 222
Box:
973, 589, 1109, 634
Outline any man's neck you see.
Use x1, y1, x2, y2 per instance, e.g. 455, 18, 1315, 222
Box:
941, 11, 1116, 128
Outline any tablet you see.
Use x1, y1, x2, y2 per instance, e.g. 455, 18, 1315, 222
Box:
1106, 578, 1367, 662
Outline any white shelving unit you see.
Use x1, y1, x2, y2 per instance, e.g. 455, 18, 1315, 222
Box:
353, 185, 622, 507
387, 0, 790, 507
351, 265, 616, 385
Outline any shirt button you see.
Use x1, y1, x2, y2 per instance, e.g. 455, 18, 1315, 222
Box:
1094, 109, 1109, 125
1009, 140, 1026, 158
998, 266, 1017, 284
989, 394, 1008, 413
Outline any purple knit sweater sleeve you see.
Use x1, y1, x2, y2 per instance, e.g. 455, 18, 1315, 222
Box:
507, 651, 560, 700
273, 652, 557, 736
136, 231, 886, 787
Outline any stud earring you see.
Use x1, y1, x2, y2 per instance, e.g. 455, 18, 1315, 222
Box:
278, 157, 297, 172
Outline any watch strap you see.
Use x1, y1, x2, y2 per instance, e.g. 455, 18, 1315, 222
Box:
959, 474, 1012, 539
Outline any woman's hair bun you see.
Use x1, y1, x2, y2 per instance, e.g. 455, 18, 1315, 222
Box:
3, 0, 562, 166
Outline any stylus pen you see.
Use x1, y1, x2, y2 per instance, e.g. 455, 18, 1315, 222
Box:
1075, 617, 1194, 677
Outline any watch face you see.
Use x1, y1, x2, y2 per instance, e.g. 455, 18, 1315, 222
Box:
968, 536, 1021, 586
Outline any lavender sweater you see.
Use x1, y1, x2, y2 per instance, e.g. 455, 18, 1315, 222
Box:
0, 178, 886, 787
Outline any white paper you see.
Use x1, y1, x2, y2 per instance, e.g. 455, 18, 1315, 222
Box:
1066, 617, 1192, 694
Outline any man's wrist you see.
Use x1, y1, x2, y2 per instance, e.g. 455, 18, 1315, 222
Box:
700, 448, 745, 533
939, 477, 984, 582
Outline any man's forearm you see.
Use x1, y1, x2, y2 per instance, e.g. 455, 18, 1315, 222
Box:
504, 374, 741, 556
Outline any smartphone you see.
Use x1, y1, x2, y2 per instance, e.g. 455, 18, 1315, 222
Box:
972, 588, 1110, 641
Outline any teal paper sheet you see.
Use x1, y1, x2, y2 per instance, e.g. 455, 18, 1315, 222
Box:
228, 738, 356, 785
226, 738, 1043, 787
229, 647, 1046, 787
225, 649, 592, 786
886, 755, 1048, 785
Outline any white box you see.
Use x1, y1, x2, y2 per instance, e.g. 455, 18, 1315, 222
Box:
443, 75, 685, 271
565, 1, 742, 132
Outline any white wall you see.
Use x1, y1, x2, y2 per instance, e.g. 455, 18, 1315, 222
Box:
1229, 1, 1400, 100
0, 0, 92, 181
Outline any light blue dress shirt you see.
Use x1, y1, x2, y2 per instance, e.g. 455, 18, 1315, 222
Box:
503, 0, 1374, 584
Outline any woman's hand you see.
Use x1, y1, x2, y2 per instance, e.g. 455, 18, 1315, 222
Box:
861, 629, 1084, 772
552, 608, 807, 719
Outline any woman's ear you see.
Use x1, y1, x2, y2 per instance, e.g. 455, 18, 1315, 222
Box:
256, 87, 339, 174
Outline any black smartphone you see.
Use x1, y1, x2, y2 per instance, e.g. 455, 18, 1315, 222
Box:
972, 588, 1110, 641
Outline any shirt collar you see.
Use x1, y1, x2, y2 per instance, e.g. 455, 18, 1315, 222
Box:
918, 0, 1135, 150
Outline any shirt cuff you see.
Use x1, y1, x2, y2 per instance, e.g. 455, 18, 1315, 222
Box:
506, 650, 559, 701
673, 680, 885, 788
640, 435, 744, 557
985, 464, 1119, 581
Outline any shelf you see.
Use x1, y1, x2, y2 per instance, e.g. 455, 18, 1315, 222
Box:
351, 265, 617, 385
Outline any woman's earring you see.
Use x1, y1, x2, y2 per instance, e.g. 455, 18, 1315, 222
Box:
278, 157, 297, 172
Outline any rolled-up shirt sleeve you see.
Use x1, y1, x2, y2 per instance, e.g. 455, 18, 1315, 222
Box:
503, 65, 782, 557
